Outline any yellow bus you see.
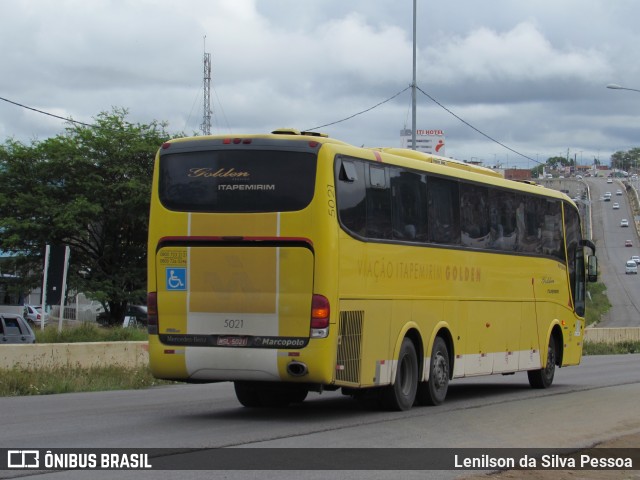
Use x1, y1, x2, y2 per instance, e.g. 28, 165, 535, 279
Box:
147, 129, 597, 410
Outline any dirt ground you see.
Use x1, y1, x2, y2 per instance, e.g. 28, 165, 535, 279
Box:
458, 432, 640, 480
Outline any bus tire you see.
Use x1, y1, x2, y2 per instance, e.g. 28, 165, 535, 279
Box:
380, 338, 418, 411
234, 381, 262, 407
416, 336, 449, 406
286, 386, 309, 404
528, 337, 556, 389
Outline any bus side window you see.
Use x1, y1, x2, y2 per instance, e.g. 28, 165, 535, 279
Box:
336, 158, 366, 237
427, 176, 460, 245
460, 183, 489, 248
366, 165, 392, 240
390, 169, 427, 241
489, 189, 517, 251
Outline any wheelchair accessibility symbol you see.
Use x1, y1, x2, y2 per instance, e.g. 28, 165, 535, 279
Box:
166, 267, 187, 291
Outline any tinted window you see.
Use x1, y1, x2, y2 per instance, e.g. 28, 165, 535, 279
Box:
159, 150, 317, 212
427, 177, 460, 244
564, 204, 585, 315
489, 189, 518, 251
460, 183, 489, 248
337, 158, 366, 236
366, 165, 392, 239
390, 168, 427, 241
2, 317, 22, 335
540, 199, 564, 260
334, 156, 565, 263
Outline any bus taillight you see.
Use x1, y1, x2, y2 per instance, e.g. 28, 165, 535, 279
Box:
310, 294, 330, 338
147, 292, 158, 334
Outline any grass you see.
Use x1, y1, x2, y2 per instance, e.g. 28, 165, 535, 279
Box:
585, 281, 611, 326
583, 341, 640, 355
35, 322, 148, 343
0, 365, 171, 396
0, 323, 168, 397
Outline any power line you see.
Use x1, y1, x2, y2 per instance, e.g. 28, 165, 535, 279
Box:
0, 95, 94, 128
305, 86, 412, 131
416, 86, 540, 165
2, 88, 543, 166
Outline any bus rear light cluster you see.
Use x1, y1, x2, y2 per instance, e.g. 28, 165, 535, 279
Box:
223, 138, 252, 145
310, 294, 330, 338
147, 292, 158, 334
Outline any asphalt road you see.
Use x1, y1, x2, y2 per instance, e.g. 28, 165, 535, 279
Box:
1, 354, 639, 479
585, 177, 640, 326
543, 176, 640, 326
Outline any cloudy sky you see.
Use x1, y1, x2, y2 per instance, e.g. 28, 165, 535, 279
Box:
1, 0, 639, 169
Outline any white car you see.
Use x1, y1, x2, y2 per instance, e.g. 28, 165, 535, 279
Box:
626, 260, 638, 274
607, 178, 613, 183
23, 305, 49, 327
621, 219, 629, 227
632, 255, 640, 265
613, 203, 620, 209
616, 190, 623, 195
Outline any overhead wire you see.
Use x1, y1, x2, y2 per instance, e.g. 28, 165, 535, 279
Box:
0, 95, 94, 128
416, 85, 540, 165
304, 86, 412, 131
2, 87, 542, 165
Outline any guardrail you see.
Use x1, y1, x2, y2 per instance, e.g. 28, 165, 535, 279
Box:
0, 329, 638, 370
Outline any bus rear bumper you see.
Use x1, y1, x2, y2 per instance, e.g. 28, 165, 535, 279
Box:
148, 335, 334, 384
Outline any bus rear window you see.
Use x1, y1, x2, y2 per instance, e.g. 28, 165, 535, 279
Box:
159, 150, 317, 212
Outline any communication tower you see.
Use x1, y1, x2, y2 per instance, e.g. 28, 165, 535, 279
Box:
201, 41, 212, 135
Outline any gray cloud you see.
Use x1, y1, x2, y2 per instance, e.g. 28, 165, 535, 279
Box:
1, 0, 639, 167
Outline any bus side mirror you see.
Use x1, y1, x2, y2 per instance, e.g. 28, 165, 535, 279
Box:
587, 255, 598, 282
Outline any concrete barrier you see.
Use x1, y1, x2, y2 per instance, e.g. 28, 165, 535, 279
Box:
584, 327, 640, 344
0, 341, 148, 370
0, 329, 638, 370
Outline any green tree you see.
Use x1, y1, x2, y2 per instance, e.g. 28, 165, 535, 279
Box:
530, 164, 544, 178
0, 108, 172, 323
611, 148, 640, 172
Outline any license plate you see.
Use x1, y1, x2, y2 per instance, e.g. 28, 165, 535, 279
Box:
217, 336, 248, 347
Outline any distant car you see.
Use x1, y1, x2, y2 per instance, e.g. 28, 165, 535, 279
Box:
604, 192, 612, 201
613, 203, 620, 209
98, 304, 148, 327
626, 260, 638, 274
124, 305, 148, 328
607, 178, 613, 183
23, 305, 49, 328
0, 314, 36, 344
621, 219, 629, 227
576, 175, 583, 179
631, 255, 640, 265
616, 189, 623, 195
625, 240, 633, 247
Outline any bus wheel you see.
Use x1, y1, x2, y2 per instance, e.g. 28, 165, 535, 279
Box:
380, 338, 418, 411
416, 336, 449, 406
234, 381, 262, 407
528, 337, 556, 389
260, 384, 308, 407
286, 386, 309, 404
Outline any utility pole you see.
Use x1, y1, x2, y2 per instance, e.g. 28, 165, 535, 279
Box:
411, 0, 417, 150
201, 36, 212, 135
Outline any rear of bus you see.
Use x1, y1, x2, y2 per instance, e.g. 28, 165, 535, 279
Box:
147, 132, 341, 402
